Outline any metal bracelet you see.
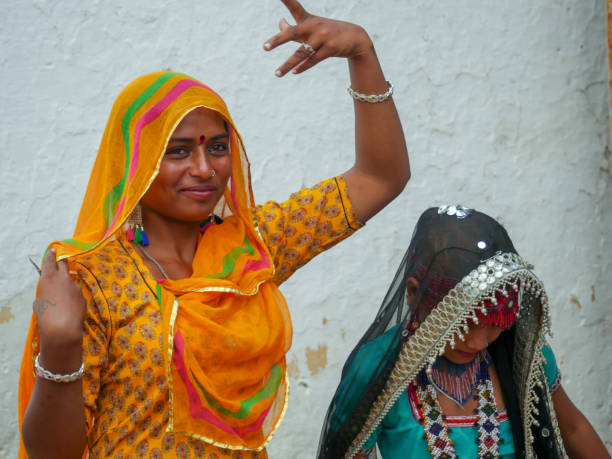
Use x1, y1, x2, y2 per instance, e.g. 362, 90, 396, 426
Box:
347, 81, 394, 103
34, 354, 84, 383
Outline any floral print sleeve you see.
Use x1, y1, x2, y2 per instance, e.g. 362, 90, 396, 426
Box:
253, 175, 363, 285
73, 259, 112, 432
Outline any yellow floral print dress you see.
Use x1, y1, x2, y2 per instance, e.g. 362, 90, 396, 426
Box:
67, 176, 361, 459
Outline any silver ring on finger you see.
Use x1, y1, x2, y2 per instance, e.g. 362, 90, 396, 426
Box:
301, 42, 315, 55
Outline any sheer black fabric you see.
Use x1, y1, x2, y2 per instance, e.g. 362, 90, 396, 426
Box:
317, 207, 565, 459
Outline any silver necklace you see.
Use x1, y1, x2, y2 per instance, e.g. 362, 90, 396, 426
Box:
136, 245, 170, 279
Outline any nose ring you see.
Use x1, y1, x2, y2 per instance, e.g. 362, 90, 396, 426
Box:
211, 169, 216, 177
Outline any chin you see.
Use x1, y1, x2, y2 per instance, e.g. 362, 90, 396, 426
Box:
174, 204, 218, 222
445, 350, 479, 363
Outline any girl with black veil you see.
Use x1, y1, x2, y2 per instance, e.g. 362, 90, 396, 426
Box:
318, 206, 608, 459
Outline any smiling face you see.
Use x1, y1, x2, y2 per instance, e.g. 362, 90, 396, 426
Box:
140, 107, 232, 224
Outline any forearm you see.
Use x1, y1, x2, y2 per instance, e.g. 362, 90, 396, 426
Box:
22, 343, 87, 459
552, 386, 610, 459
346, 37, 410, 214
263, 3, 410, 221
561, 415, 610, 459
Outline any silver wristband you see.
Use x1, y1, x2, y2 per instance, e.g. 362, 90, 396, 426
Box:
347, 81, 393, 103
34, 354, 84, 383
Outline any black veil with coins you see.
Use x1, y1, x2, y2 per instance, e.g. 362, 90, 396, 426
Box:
317, 206, 567, 459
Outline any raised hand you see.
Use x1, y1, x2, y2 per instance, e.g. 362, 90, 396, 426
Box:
263, 0, 374, 77
34, 249, 86, 352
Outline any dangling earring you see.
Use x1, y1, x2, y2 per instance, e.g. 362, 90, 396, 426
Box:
199, 213, 223, 234
126, 204, 149, 246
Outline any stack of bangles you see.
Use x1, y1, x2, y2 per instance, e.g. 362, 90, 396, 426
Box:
347, 80, 393, 103
34, 354, 84, 383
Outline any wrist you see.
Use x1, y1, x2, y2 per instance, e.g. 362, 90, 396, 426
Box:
38, 317, 84, 348
38, 340, 83, 375
349, 27, 375, 60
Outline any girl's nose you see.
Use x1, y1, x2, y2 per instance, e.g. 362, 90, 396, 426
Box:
465, 327, 489, 351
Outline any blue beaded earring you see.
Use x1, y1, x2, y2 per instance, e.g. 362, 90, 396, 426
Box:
126, 204, 149, 246
199, 214, 223, 235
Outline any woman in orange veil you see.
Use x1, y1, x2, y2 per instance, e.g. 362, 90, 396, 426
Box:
18, 1, 410, 458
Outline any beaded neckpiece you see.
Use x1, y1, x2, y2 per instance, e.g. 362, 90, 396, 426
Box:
416, 359, 502, 459
429, 351, 488, 407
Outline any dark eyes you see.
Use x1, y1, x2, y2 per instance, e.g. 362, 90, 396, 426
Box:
207, 142, 229, 155
164, 142, 228, 158
165, 147, 190, 158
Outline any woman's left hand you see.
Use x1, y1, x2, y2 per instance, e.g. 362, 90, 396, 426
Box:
263, 0, 374, 77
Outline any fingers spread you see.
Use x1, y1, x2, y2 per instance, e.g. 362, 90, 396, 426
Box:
292, 46, 328, 74
280, 0, 309, 22
275, 43, 317, 77
264, 22, 301, 51
279, 17, 291, 31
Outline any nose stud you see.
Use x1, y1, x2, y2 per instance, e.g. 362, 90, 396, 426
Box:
211, 169, 216, 177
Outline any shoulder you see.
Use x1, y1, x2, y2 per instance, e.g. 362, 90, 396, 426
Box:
540, 342, 561, 391
342, 324, 402, 387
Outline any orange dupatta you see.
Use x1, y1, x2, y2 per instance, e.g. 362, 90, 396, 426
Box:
18, 71, 292, 455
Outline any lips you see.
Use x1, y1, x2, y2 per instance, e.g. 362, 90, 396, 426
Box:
455, 350, 477, 359
181, 185, 217, 200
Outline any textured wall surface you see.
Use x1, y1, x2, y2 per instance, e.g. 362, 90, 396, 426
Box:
1, 1, 610, 457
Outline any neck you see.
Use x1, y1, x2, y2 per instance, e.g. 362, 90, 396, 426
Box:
140, 210, 201, 266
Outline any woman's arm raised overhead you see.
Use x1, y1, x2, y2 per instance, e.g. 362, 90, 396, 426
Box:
264, 0, 410, 222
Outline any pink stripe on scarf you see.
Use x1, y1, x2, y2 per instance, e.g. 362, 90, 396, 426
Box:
173, 331, 271, 437
103, 196, 126, 238
129, 79, 204, 179
242, 238, 271, 274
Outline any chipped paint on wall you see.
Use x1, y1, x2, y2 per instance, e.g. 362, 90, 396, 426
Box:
287, 354, 300, 379
0, 306, 14, 324
305, 345, 328, 376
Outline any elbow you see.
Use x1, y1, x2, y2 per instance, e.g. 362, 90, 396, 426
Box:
391, 160, 411, 197
400, 162, 411, 190
22, 416, 86, 459
21, 418, 37, 459
21, 420, 44, 459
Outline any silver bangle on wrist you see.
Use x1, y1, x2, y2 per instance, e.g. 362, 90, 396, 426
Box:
347, 81, 393, 103
34, 354, 84, 383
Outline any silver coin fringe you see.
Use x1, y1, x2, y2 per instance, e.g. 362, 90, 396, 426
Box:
344, 252, 564, 459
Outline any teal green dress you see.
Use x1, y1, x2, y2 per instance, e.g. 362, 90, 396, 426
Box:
342, 328, 561, 458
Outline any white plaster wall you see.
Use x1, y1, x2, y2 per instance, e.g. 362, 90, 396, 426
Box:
1, 0, 610, 457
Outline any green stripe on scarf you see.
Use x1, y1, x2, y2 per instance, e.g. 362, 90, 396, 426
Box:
192, 364, 283, 420
60, 239, 99, 251
205, 237, 254, 279
103, 72, 182, 227
156, 283, 162, 308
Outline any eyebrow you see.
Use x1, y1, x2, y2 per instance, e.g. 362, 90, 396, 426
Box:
168, 133, 229, 143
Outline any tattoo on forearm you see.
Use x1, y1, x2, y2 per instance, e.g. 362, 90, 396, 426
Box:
34, 299, 57, 316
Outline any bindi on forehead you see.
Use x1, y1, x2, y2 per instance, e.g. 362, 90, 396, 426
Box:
199, 135, 205, 145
